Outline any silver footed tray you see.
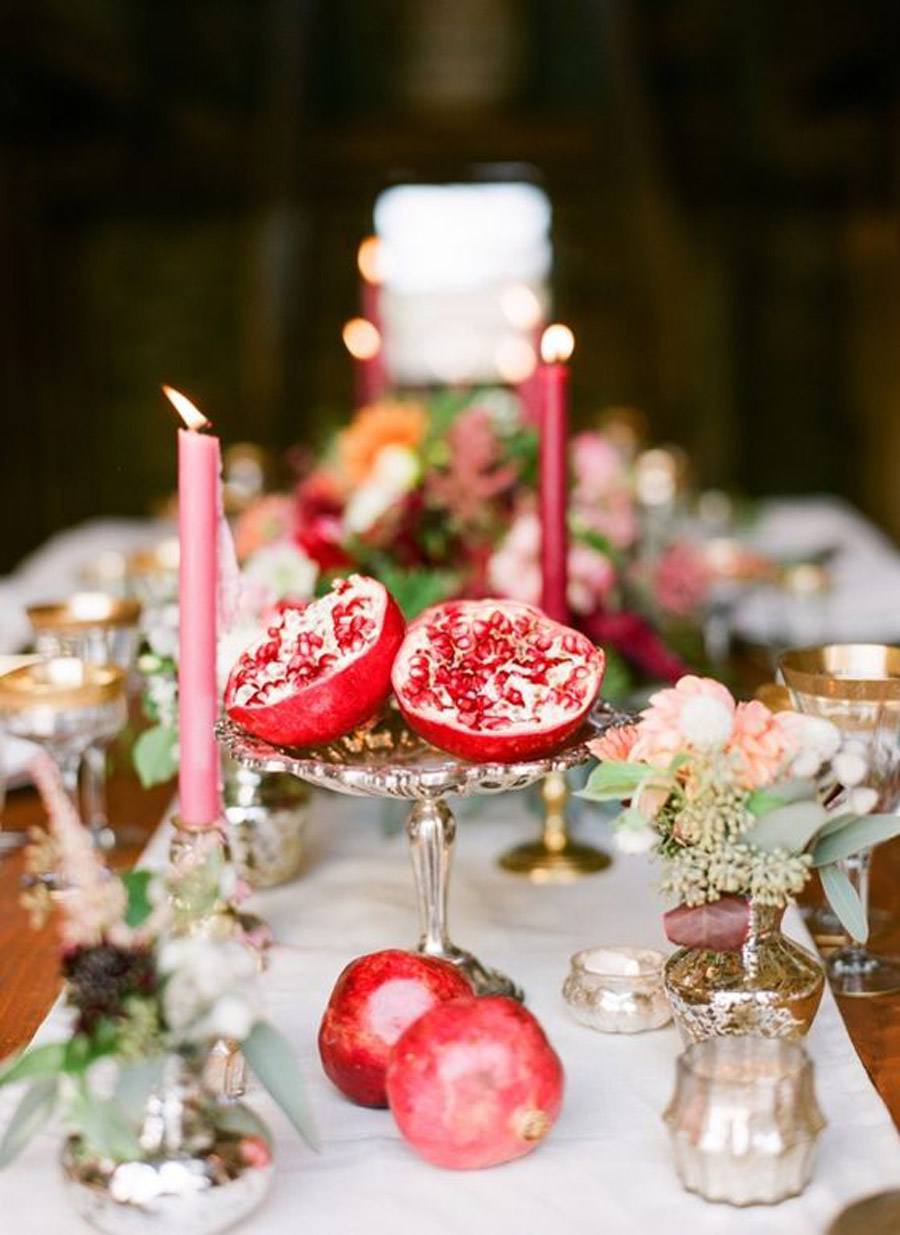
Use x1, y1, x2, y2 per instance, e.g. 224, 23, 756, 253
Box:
215, 701, 631, 1000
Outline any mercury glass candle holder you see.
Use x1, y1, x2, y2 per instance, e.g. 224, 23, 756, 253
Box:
28, 594, 142, 848
562, 946, 671, 1033
0, 659, 126, 845
664, 1036, 825, 1206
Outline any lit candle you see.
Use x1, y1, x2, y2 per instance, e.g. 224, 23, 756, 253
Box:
163, 385, 222, 827
343, 316, 385, 408
538, 324, 575, 624
353, 235, 388, 406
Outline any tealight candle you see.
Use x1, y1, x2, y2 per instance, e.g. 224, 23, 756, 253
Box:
562, 946, 671, 1033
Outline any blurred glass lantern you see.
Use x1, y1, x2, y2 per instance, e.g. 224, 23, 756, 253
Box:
374, 180, 552, 387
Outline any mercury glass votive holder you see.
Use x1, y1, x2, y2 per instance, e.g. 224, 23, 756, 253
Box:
562, 946, 672, 1033
664, 1037, 825, 1206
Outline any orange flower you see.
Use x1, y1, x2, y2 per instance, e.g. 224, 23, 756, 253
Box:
338, 401, 427, 485
589, 723, 639, 763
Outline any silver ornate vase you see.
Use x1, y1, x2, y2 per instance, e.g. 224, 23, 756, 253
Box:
664, 903, 825, 1043
60, 1053, 274, 1235
222, 758, 309, 889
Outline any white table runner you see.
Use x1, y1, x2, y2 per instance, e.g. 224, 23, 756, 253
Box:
3, 792, 899, 1234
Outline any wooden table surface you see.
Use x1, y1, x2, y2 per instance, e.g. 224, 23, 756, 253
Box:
1, 765, 899, 1128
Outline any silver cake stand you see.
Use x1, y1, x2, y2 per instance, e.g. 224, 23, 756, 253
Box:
216, 702, 628, 1000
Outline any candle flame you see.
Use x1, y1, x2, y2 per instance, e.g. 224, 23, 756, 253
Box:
342, 317, 381, 360
357, 236, 384, 285
540, 324, 575, 364
162, 385, 211, 431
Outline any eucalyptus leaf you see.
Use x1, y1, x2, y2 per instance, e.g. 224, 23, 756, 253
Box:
741, 799, 829, 854
114, 1056, 166, 1125
812, 813, 900, 867
578, 762, 649, 802
243, 1022, 319, 1152
121, 870, 155, 928
133, 724, 178, 789
746, 778, 818, 817
71, 1090, 142, 1163
0, 1043, 66, 1088
820, 863, 868, 943
0, 1077, 58, 1168
215, 1103, 272, 1143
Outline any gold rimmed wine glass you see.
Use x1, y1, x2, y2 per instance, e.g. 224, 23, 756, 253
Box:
0, 658, 127, 851
780, 644, 900, 997
28, 594, 141, 849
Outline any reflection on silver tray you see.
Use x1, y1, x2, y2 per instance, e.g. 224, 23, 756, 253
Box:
214, 700, 631, 801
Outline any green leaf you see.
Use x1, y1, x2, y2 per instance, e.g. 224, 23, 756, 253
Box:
812, 814, 900, 867
578, 761, 649, 802
0, 1044, 66, 1088
0, 1077, 58, 1168
215, 1103, 272, 1143
114, 1056, 165, 1125
746, 778, 818, 817
133, 724, 178, 788
820, 863, 868, 943
121, 870, 155, 928
370, 566, 459, 620
742, 800, 829, 854
243, 1022, 319, 1152
70, 1088, 141, 1163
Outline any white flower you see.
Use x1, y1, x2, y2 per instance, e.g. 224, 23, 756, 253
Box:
217, 620, 263, 692
616, 826, 656, 854
144, 602, 180, 660
833, 750, 868, 788
791, 749, 824, 778
243, 542, 318, 603
343, 445, 419, 536
848, 787, 878, 816
208, 994, 255, 1041
777, 713, 841, 764
680, 696, 734, 749
159, 938, 259, 1039
372, 443, 419, 490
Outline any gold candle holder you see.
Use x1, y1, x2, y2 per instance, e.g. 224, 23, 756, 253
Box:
498, 771, 611, 882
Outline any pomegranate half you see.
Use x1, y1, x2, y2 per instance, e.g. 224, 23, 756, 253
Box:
225, 574, 405, 748
386, 995, 564, 1169
318, 950, 473, 1107
391, 599, 605, 762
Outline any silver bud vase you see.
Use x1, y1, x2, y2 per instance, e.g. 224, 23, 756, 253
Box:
60, 1052, 274, 1235
222, 758, 309, 889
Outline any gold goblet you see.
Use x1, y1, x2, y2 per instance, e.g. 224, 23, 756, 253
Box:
498, 771, 611, 883
780, 644, 900, 997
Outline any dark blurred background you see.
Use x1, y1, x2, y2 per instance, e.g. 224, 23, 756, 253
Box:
2, 0, 898, 572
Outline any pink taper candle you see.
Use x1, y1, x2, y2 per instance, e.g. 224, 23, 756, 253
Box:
164, 385, 222, 827
538, 324, 575, 624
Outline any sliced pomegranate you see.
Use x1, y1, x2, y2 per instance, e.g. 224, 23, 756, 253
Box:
391, 599, 605, 762
225, 574, 405, 747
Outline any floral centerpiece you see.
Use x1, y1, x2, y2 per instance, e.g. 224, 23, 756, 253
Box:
582, 676, 900, 1041
0, 755, 315, 1231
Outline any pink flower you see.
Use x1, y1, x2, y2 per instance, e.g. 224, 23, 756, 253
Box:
632, 676, 736, 766
487, 512, 616, 615
728, 700, 795, 788
651, 541, 711, 618
588, 723, 639, 762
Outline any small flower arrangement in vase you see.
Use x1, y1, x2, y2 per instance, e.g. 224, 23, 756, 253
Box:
582, 676, 900, 1042
0, 756, 316, 1235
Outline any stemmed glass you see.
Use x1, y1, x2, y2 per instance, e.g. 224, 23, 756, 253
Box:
28, 594, 141, 848
0, 658, 127, 849
780, 644, 900, 997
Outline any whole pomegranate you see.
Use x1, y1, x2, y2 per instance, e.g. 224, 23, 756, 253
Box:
386, 995, 564, 1169
225, 574, 404, 748
391, 599, 605, 762
318, 950, 473, 1107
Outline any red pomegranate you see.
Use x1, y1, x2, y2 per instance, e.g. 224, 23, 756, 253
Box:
225, 574, 405, 748
318, 950, 473, 1107
391, 599, 605, 762
386, 996, 564, 1169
